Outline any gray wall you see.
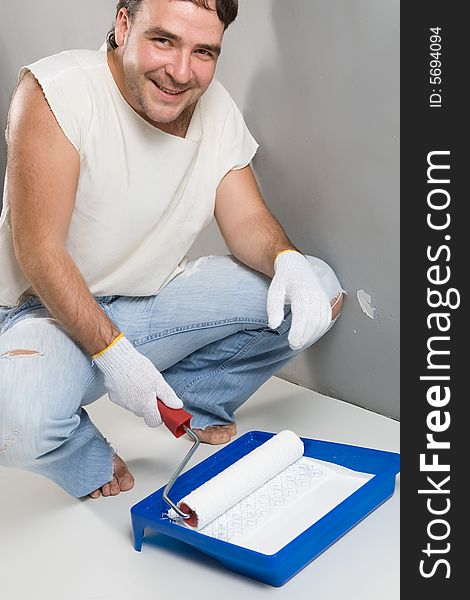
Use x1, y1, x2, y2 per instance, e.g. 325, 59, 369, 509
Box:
1, 1, 399, 419
190, 0, 400, 419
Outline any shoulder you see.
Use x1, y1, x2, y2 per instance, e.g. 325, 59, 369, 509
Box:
202, 79, 239, 112
13, 49, 104, 112
23, 49, 106, 79
16, 49, 105, 108
13, 50, 105, 152
17, 49, 106, 101
200, 79, 244, 127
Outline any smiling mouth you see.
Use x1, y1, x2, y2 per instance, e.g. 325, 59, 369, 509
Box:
152, 81, 187, 96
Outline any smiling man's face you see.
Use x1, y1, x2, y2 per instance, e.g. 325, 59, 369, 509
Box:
113, 0, 224, 128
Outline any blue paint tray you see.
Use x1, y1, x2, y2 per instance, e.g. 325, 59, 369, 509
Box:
131, 431, 400, 587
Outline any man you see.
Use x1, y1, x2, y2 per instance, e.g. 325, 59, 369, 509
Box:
0, 0, 343, 499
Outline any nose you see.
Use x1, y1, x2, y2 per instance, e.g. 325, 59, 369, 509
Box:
165, 50, 192, 85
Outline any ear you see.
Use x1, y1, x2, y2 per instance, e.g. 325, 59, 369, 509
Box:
114, 8, 131, 47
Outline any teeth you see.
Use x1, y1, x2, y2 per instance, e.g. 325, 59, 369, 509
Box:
156, 83, 182, 95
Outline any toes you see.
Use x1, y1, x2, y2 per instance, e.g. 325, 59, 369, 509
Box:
114, 457, 135, 492
120, 477, 135, 492
109, 477, 121, 496
88, 457, 134, 499
194, 426, 234, 445
117, 472, 135, 492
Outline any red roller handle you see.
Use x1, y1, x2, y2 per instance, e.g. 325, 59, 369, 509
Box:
157, 399, 192, 438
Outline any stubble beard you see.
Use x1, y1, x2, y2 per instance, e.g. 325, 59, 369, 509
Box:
125, 72, 196, 131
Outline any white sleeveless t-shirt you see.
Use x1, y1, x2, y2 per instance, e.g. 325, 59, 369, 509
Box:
0, 49, 258, 307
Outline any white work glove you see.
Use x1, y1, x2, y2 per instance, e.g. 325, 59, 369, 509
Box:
93, 334, 183, 427
267, 251, 332, 350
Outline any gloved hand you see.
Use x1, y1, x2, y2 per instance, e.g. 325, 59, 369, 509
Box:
93, 334, 183, 427
267, 251, 332, 350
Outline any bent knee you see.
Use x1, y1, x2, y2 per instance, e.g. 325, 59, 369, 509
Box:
330, 291, 343, 320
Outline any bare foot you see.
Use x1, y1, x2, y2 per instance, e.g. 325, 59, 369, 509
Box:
89, 454, 135, 499
192, 422, 237, 445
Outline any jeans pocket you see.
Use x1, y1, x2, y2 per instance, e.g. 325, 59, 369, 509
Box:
0, 296, 44, 335
0, 307, 11, 332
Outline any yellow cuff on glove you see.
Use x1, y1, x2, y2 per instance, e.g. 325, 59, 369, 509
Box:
92, 332, 125, 360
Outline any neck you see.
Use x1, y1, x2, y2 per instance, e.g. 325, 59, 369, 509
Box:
153, 104, 196, 138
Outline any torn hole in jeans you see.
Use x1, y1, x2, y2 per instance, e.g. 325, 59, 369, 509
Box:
0, 349, 45, 359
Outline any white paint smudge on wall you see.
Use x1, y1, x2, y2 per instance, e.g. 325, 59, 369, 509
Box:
356, 290, 376, 319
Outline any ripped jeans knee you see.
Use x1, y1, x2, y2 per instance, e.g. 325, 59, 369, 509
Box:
0, 348, 46, 359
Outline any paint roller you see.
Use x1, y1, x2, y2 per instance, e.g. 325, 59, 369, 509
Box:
157, 399, 304, 530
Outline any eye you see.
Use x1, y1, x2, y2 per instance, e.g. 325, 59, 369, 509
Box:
154, 38, 171, 46
195, 49, 214, 59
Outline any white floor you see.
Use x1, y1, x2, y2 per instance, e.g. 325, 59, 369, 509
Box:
0, 377, 399, 599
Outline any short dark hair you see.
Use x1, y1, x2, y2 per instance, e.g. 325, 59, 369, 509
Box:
107, 0, 238, 49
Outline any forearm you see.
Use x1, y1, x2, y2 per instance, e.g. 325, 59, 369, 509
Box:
16, 243, 120, 356
215, 166, 300, 277
227, 210, 299, 278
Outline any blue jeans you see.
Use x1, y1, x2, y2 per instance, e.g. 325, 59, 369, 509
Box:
0, 255, 342, 497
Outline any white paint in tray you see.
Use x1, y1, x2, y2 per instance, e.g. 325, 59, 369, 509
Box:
178, 457, 374, 555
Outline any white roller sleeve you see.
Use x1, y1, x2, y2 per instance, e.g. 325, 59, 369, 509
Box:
172, 430, 304, 530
